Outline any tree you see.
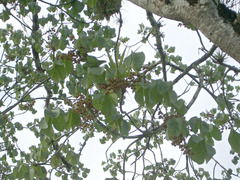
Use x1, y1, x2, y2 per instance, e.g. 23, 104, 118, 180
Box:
129, 0, 240, 62
0, 0, 240, 179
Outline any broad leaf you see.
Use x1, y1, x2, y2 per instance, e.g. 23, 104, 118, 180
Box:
47, 62, 66, 82
228, 129, 240, 154
66, 109, 80, 131
189, 136, 215, 164
189, 117, 201, 133
124, 52, 145, 72
167, 117, 184, 137
45, 108, 61, 118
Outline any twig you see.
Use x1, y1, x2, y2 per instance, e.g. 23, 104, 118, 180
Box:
186, 67, 203, 112
173, 45, 217, 84
33, 128, 78, 170
123, 138, 141, 180
114, 12, 123, 68
212, 158, 240, 178
146, 11, 167, 82
0, 78, 50, 115
196, 30, 207, 52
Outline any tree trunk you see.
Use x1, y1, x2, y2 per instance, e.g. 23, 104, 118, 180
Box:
127, 0, 240, 63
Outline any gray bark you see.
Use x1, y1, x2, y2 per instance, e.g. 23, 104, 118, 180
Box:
127, 0, 240, 63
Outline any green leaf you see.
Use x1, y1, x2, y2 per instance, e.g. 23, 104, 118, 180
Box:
124, 52, 145, 72
50, 155, 62, 168
102, 93, 118, 118
66, 81, 76, 96
89, 67, 105, 75
0, 10, 10, 22
120, 120, 131, 136
85, 56, 106, 68
45, 108, 61, 118
29, 168, 34, 180
174, 99, 186, 115
71, 1, 85, 13
210, 125, 222, 141
15, 164, 28, 179
189, 136, 215, 164
66, 151, 80, 166
52, 110, 67, 131
167, 117, 184, 137
28, 1, 41, 14
205, 143, 216, 162
66, 109, 80, 130
189, 117, 201, 133
58, 36, 68, 50
167, 46, 175, 53
135, 86, 145, 106
39, 118, 48, 129
216, 95, 225, 111
228, 129, 240, 154
64, 59, 73, 74
156, 79, 172, 95
149, 81, 162, 104
33, 166, 47, 178
93, 94, 105, 110
97, 36, 106, 50
201, 121, 209, 135
41, 116, 54, 137
47, 62, 66, 82
190, 135, 202, 143
93, 93, 118, 119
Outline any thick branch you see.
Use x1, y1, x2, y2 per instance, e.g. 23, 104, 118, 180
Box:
31, 2, 52, 109
128, 0, 240, 63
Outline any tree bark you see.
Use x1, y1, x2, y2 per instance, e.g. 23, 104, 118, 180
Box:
127, 0, 240, 63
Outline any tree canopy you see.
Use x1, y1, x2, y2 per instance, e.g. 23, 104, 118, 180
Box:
0, 0, 240, 179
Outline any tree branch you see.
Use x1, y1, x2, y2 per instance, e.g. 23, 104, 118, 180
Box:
128, 0, 240, 62
173, 45, 217, 84
146, 11, 167, 81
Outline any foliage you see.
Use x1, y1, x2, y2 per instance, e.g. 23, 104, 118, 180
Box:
0, 0, 240, 179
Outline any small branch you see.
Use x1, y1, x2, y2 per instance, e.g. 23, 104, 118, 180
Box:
31, 5, 52, 109
33, 128, 78, 171
196, 30, 207, 52
38, 0, 76, 7
95, 119, 146, 139
38, 0, 89, 24
186, 67, 203, 112
119, 91, 144, 133
212, 158, 240, 178
173, 45, 217, 84
114, 12, 123, 68
0, 78, 50, 115
146, 11, 167, 81
2, 3, 32, 31
123, 138, 140, 180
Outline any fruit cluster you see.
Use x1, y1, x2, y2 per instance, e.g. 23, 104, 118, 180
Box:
99, 72, 142, 94
57, 47, 88, 64
158, 113, 194, 156
70, 93, 99, 130
171, 134, 193, 155
99, 78, 129, 94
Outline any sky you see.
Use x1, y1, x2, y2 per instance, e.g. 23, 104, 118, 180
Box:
1, 0, 240, 179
